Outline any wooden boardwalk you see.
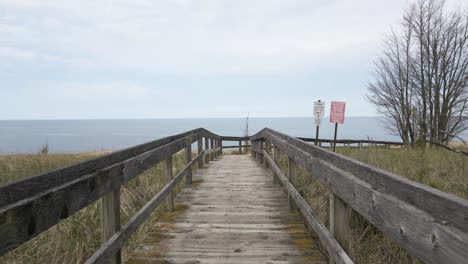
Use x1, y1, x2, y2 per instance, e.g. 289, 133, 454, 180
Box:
127, 155, 327, 264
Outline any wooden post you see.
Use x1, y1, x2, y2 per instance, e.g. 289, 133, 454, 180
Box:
205, 137, 210, 164
213, 139, 217, 159
239, 140, 242, 154
330, 139, 351, 262
265, 141, 271, 169
259, 140, 264, 164
198, 135, 203, 168
273, 146, 280, 185
330, 194, 351, 252
100, 187, 121, 264
185, 137, 192, 185
254, 141, 258, 159
219, 139, 223, 155
164, 156, 173, 212
210, 138, 214, 161
288, 157, 297, 211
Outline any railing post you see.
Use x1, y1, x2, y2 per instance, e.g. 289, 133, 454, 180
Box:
164, 155, 173, 212
273, 146, 279, 185
185, 137, 192, 185
330, 194, 351, 256
259, 140, 264, 164
265, 141, 271, 169
100, 187, 121, 264
210, 138, 214, 161
219, 139, 223, 155
239, 140, 242, 154
288, 157, 297, 211
198, 135, 203, 168
205, 137, 210, 164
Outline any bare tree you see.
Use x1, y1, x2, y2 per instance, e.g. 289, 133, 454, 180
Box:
367, 7, 417, 145
368, 0, 468, 144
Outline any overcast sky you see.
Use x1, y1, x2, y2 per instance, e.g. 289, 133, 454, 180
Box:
1, 0, 466, 119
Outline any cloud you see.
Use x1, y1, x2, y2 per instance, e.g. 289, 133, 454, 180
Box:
0, 0, 414, 74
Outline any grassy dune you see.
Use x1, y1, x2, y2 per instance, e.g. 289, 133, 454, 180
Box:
0, 151, 191, 264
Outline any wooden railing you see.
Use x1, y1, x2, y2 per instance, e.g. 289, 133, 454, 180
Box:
221, 136, 250, 154
0, 128, 224, 263
251, 128, 468, 264
297, 137, 404, 148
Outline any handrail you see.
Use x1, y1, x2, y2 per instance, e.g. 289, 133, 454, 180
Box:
0, 128, 224, 261
297, 137, 404, 146
263, 150, 353, 264
250, 128, 468, 264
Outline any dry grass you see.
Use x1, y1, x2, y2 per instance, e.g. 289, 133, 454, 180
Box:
274, 146, 467, 264
0, 151, 192, 264
1, 146, 466, 264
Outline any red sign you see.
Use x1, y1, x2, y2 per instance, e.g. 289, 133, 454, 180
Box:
330, 101, 346, 124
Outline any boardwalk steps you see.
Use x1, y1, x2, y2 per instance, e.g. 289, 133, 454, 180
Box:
127, 156, 327, 264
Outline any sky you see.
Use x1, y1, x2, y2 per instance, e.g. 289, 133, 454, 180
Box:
1, 0, 466, 120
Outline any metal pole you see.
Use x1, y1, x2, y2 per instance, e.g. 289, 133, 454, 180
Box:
315, 125, 319, 146
333, 123, 338, 152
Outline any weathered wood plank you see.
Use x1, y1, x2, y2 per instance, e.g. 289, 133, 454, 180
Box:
185, 137, 192, 185
256, 129, 468, 264
0, 163, 122, 256
288, 157, 297, 211
263, 151, 353, 264
126, 155, 327, 264
0, 129, 204, 209
85, 153, 204, 264
100, 187, 121, 264
163, 156, 173, 212
221, 136, 250, 141
197, 134, 203, 169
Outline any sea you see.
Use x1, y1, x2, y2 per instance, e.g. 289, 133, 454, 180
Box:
0, 117, 448, 154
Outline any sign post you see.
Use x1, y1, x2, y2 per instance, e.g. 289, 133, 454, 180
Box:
329, 101, 346, 152
313, 100, 325, 146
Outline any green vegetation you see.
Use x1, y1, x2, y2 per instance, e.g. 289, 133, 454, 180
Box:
0, 151, 192, 264
276, 146, 467, 264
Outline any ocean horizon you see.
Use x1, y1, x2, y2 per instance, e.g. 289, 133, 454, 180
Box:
1, 117, 463, 154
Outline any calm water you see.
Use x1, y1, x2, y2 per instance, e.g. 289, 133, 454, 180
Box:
0, 117, 405, 154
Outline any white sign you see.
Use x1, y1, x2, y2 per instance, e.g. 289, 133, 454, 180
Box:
314, 116, 322, 126
314, 101, 325, 117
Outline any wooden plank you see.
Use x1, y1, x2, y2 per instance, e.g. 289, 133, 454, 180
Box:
85, 153, 203, 264
197, 135, 203, 169
205, 137, 210, 164
210, 138, 214, 161
273, 146, 279, 185
288, 157, 297, 211
263, 128, 468, 232
164, 156, 173, 212
330, 194, 351, 252
221, 136, 250, 141
259, 129, 468, 264
219, 139, 223, 155
265, 141, 271, 169
122, 135, 195, 182
126, 155, 327, 264
0, 129, 203, 208
185, 137, 192, 185
263, 151, 353, 264
0, 163, 122, 256
100, 187, 121, 264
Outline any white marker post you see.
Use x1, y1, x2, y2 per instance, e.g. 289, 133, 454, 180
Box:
329, 101, 346, 152
313, 100, 325, 146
